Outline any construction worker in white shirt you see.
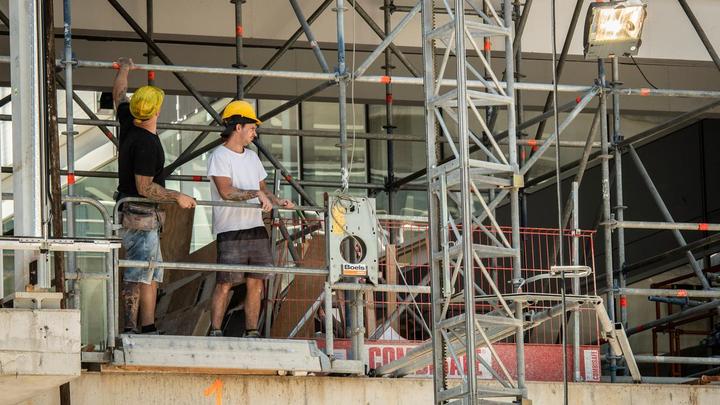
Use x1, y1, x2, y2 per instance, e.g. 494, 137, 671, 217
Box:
206, 100, 294, 337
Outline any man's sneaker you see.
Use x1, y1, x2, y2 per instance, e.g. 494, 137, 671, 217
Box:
244, 329, 261, 338
209, 329, 223, 337
140, 324, 164, 335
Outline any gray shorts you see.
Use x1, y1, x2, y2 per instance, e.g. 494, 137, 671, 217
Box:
216, 227, 273, 285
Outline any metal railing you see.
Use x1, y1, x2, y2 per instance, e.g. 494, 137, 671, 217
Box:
108, 196, 432, 362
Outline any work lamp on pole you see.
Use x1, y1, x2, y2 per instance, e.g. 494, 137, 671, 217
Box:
584, 0, 647, 59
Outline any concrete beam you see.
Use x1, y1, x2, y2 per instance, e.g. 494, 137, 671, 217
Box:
9, 0, 46, 290
0, 309, 81, 404
20, 373, 720, 405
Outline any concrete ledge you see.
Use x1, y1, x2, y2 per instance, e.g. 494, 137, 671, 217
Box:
19, 372, 720, 405
0, 309, 81, 405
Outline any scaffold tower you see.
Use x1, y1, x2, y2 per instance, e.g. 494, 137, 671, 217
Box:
422, 0, 525, 402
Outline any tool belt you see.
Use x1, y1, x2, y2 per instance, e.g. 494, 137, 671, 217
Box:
120, 202, 166, 232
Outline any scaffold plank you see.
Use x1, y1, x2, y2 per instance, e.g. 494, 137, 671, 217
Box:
117, 335, 331, 374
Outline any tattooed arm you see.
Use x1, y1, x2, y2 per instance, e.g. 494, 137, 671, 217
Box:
113, 57, 133, 108
259, 180, 295, 209
211, 176, 273, 212
135, 175, 196, 208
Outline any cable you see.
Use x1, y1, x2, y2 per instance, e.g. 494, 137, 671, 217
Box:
347, 0, 358, 186
629, 55, 658, 89
550, 0, 569, 404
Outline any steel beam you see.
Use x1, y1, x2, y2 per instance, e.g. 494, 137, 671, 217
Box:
617, 288, 720, 299
634, 355, 720, 365
677, 0, 720, 72
611, 220, 720, 232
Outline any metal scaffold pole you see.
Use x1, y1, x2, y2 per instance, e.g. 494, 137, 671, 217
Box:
506, 0, 525, 392
612, 57, 628, 336
572, 181, 581, 382
233, 0, 245, 98
383, 0, 396, 219
627, 145, 712, 290
146, 0, 154, 85
598, 58, 617, 382
63, 0, 79, 308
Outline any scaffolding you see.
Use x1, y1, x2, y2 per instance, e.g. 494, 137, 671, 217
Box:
0, 0, 719, 396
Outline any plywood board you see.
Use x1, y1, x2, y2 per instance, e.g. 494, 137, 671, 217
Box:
270, 236, 326, 338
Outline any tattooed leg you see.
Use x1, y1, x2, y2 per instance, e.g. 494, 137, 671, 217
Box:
122, 282, 141, 332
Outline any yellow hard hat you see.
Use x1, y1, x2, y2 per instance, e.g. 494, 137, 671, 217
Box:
130, 85, 164, 121
221, 100, 262, 125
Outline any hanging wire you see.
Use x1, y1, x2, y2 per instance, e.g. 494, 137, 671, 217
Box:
629, 55, 659, 89
550, 0, 569, 403
347, 0, 359, 185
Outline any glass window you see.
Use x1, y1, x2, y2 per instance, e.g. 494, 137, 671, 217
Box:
301, 101, 366, 183
256, 99, 301, 206
159, 96, 232, 177
367, 105, 429, 216
368, 105, 426, 185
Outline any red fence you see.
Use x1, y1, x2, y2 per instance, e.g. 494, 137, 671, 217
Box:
266, 217, 601, 380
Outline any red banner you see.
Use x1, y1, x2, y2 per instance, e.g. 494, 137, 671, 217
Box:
321, 340, 601, 382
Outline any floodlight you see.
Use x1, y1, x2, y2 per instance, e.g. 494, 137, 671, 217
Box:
584, 1, 647, 59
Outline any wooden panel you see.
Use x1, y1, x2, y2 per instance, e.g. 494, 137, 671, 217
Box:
159, 204, 196, 283
163, 241, 217, 315
270, 236, 326, 339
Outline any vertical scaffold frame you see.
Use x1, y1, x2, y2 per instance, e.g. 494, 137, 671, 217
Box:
422, 0, 525, 402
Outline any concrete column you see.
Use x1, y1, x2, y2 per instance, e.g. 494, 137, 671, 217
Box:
10, 0, 47, 290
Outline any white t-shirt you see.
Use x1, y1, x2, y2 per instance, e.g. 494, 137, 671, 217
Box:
207, 145, 268, 235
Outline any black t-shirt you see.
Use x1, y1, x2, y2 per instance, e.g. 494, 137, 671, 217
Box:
116, 102, 165, 198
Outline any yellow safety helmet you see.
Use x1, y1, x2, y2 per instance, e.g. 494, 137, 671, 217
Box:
130, 85, 164, 121
221, 100, 262, 125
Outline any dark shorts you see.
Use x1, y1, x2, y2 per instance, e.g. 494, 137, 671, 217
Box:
216, 227, 273, 285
